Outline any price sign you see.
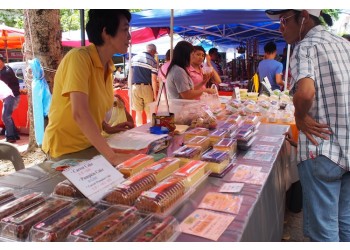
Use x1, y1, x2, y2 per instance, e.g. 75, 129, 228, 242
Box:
62, 155, 125, 203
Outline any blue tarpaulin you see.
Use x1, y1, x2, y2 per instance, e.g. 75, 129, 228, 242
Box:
30, 58, 51, 146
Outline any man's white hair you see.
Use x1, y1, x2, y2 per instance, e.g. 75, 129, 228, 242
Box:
146, 44, 157, 53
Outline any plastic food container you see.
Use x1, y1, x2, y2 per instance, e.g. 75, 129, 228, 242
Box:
184, 135, 211, 151
135, 176, 186, 214
0, 187, 15, 205
172, 160, 208, 188
201, 149, 230, 174
116, 154, 155, 178
67, 205, 144, 242
121, 215, 179, 242
29, 199, 100, 242
0, 197, 71, 241
53, 179, 84, 199
0, 192, 46, 221
102, 171, 157, 206
143, 157, 180, 182
213, 138, 238, 157
173, 145, 202, 164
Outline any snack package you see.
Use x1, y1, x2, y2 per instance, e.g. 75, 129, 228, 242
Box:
135, 176, 186, 214
0, 197, 71, 241
201, 149, 230, 174
172, 160, 208, 188
68, 206, 142, 242
116, 154, 155, 178
53, 179, 84, 199
173, 145, 203, 165
184, 135, 211, 151
29, 199, 99, 242
103, 171, 157, 206
213, 138, 237, 157
143, 157, 180, 182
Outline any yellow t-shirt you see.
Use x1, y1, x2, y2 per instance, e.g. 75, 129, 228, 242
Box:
42, 44, 114, 157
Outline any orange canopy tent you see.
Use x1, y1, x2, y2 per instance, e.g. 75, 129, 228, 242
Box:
0, 24, 25, 62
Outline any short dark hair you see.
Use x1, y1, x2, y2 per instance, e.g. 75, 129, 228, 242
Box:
264, 42, 277, 54
167, 41, 194, 77
165, 49, 171, 61
86, 9, 131, 46
193, 45, 206, 55
208, 48, 218, 55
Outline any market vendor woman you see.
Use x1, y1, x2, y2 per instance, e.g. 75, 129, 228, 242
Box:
42, 10, 131, 166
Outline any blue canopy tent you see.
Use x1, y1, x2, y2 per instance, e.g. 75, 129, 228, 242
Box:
130, 9, 285, 49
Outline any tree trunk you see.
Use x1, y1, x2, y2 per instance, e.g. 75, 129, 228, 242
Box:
23, 9, 62, 153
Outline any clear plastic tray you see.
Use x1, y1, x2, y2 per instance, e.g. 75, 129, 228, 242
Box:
116, 154, 155, 178
53, 179, 84, 199
172, 160, 209, 189
0, 187, 15, 205
0, 197, 72, 241
173, 145, 202, 161
184, 135, 211, 151
143, 157, 180, 182
0, 192, 46, 221
120, 215, 180, 242
29, 199, 102, 242
67, 205, 147, 242
102, 171, 157, 206
134, 176, 188, 215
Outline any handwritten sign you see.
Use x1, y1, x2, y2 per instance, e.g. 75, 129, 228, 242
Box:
62, 155, 125, 203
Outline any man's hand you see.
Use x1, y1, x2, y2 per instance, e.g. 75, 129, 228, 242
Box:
295, 114, 332, 145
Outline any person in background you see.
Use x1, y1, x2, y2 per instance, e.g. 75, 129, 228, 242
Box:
102, 94, 134, 135
166, 41, 217, 100
42, 9, 131, 166
158, 49, 171, 85
257, 41, 284, 90
266, 9, 350, 242
130, 43, 158, 127
208, 47, 223, 76
0, 54, 20, 143
187, 45, 221, 95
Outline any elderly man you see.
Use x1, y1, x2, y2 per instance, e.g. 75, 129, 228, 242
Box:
0, 54, 20, 143
266, 9, 350, 242
130, 43, 158, 126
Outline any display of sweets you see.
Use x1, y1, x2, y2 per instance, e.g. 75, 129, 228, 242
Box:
143, 157, 180, 182
103, 171, 157, 206
116, 154, 155, 178
219, 122, 239, 135
135, 176, 186, 214
183, 127, 209, 141
172, 145, 203, 164
0, 197, 71, 241
131, 216, 178, 242
213, 138, 238, 157
172, 160, 208, 188
225, 114, 242, 124
53, 179, 84, 199
201, 149, 230, 174
208, 129, 230, 145
29, 199, 99, 242
184, 135, 211, 151
0, 187, 15, 205
244, 115, 260, 125
68, 206, 141, 242
0, 192, 45, 221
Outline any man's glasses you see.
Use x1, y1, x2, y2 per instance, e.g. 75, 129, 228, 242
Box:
279, 13, 297, 27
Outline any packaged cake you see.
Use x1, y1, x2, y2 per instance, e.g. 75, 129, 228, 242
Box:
183, 127, 209, 140
53, 179, 84, 199
29, 199, 100, 242
225, 114, 242, 124
143, 157, 180, 182
0, 197, 71, 241
201, 149, 230, 174
173, 145, 202, 164
135, 176, 186, 214
68, 206, 142, 242
116, 154, 154, 178
126, 215, 179, 242
219, 122, 239, 135
0, 187, 15, 205
208, 129, 229, 145
184, 135, 211, 151
0, 192, 45, 221
213, 138, 237, 157
103, 171, 157, 206
244, 115, 260, 125
172, 160, 208, 188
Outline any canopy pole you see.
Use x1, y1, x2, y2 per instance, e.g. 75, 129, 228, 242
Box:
284, 44, 291, 90
80, 9, 85, 47
170, 9, 174, 60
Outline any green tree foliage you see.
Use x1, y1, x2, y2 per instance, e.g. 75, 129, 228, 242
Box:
0, 9, 24, 28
